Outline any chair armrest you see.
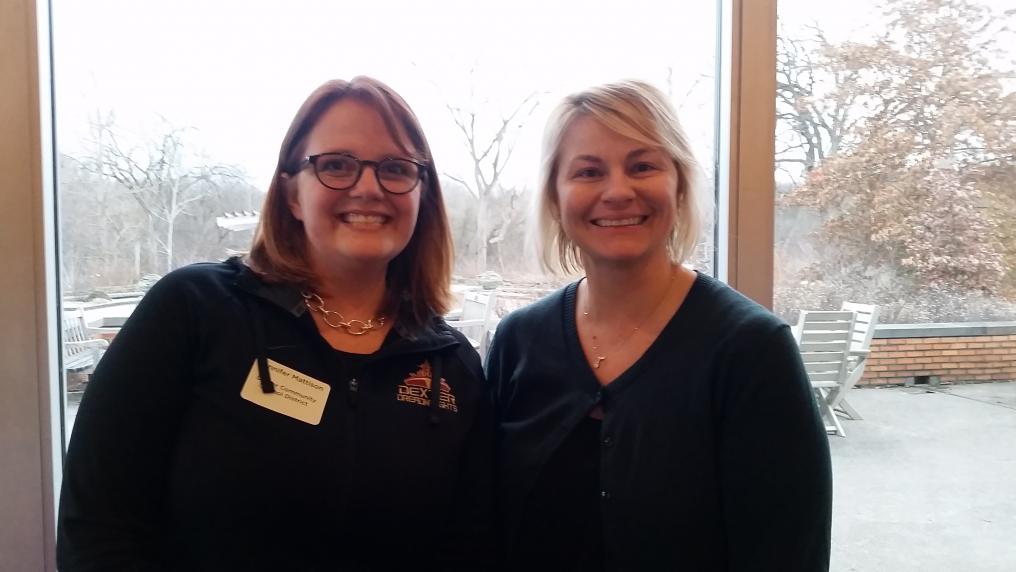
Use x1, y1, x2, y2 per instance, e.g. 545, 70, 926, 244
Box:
848, 349, 870, 367
811, 380, 840, 389
65, 339, 109, 350
446, 318, 485, 328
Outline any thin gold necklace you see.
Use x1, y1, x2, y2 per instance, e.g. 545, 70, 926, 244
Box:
581, 267, 676, 370
302, 291, 386, 336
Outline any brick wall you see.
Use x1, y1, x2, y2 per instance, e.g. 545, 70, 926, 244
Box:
862, 334, 1016, 386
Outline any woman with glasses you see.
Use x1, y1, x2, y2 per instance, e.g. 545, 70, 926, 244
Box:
486, 81, 831, 571
58, 77, 495, 571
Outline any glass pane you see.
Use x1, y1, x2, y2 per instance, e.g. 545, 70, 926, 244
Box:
775, 0, 1015, 323
775, 1, 1016, 570
54, 0, 719, 435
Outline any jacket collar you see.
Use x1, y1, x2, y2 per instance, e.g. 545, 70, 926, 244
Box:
229, 256, 307, 318
226, 256, 460, 354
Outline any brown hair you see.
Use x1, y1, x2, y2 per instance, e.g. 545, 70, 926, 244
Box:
247, 77, 452, 332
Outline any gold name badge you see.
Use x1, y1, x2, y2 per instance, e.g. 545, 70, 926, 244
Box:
240, 359, 331, 425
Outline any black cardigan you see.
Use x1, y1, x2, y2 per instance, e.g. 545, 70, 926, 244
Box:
486, 272, 832, 571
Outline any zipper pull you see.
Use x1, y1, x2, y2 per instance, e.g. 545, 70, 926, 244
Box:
348, 377, 359, 408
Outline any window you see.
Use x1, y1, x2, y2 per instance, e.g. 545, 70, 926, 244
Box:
52, 0, 720, 433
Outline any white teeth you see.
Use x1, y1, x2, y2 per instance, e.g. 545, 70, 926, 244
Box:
341, 213, 386, 224
593, 216, 644, 227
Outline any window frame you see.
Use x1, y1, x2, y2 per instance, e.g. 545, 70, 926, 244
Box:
720, 0, 777, 307
1, 0, 61, 570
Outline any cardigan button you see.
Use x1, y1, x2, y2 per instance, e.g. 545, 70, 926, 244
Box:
602, 436, 613, 447
600, 490, 611, 500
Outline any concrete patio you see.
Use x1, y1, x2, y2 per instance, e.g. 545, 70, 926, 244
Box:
829, 382, 1016, 571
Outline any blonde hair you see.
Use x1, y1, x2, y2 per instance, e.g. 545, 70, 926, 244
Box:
535, 80, 708, 275
247, 77, 452, 331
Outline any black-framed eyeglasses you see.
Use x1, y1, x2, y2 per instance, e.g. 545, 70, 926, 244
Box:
299, 153, 426, 195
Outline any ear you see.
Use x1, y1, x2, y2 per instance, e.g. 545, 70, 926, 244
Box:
281, 173, 304, 221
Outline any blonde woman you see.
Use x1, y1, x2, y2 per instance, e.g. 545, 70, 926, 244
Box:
486, 81, 831, 571
58, 77, 494, 571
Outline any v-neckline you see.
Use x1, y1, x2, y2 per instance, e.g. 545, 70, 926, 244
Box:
563, 271, 704, 393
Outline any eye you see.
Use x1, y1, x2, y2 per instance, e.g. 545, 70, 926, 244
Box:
630, 161, 660, 176
379, 160, 412, 177
317, 155, 358, 175
573, 166, 604, 180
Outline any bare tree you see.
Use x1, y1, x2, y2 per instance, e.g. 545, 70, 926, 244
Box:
84, 115, 240, 273
775, 21, 864, 179
59, 154, 146, 291
486, 185, 529, 274
444, 92, 539, 272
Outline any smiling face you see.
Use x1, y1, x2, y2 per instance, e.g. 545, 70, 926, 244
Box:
286, 98, 422, 276
553, 114, 680, 268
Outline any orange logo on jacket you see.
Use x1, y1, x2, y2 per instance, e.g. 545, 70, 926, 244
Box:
397, 361, 458, 413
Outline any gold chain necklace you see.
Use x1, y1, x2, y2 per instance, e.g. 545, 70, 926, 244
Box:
302, 291, 386, 336
581, 267, 676, 370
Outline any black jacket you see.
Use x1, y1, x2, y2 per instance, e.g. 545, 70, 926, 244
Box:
58, 258, 495, 571
486, 273, 832, 571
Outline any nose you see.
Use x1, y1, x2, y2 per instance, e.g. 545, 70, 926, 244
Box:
347, 163, 386, 200
601, 169, 636, 204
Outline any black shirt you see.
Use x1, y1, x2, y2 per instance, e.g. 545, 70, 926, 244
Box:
514, 414, 605, 571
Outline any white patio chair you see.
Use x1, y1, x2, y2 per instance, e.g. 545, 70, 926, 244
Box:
446, 290, 499, 361
794, 310, 856, 436
62, 308, 109, 376
832, 301, 880, 421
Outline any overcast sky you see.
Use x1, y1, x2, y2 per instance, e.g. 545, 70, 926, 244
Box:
51, 0, 1012, 191
52, 0, 717, 190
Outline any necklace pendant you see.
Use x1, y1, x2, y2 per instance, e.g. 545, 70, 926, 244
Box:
593, 356, 606, 369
